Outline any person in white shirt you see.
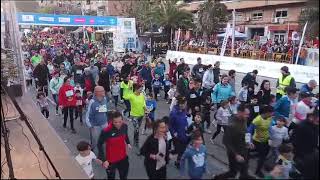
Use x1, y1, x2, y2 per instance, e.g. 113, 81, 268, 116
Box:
75, 141, 106, 179
268, 117, 289, 163
112, 58, 124, 73
24, 65, 33, 88
202, 65, 215, 96
238, 82, 249, 104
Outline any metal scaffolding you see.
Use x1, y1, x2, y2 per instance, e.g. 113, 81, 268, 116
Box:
1, 0, 27, 94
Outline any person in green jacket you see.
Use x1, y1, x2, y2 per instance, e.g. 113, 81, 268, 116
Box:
49, 71, 63, 115
123, 83, 146, 147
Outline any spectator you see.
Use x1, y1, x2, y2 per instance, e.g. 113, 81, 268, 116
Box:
241, 70, 258, 102
300, 79, 317, 95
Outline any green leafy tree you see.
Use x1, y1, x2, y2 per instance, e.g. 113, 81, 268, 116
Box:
197, 0, 228, 48
299, 0, 319, 39
152, 0, 194, 48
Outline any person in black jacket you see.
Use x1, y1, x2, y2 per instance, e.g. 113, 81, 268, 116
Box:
33, 59, 49, 95
120, 59, 133, 79
241, 70, 259, 102
256, 80, 272, 105
140, 119, 169, 179
191, 57, 205, 79
212, 61, 221, 84
98, 66, 110, 94
175, 58, 189, 79
176, 67, 190, 98
291, 109, 319, 161
187, 77, 203, 116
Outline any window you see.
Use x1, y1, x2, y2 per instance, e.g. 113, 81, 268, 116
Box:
236, 12, 244, 21
275, 10, 288, 18
251, 12, 263, 20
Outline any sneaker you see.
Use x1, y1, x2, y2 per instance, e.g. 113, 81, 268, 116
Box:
157, 94, 160, 97
71, 129, 76, 134
221, 128, 224, 133
55, 112, 59, 116
206, 129, 212, 134
166, 101, 170, 104
141, 129, 145, 135
174, 161, 180, 169
210, 138, 215, 145
255, 171, 264, 178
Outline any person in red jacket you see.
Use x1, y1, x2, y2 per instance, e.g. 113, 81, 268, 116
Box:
97, 111, 132, 180
59, 76, 77, 133
168, 58, 177, 85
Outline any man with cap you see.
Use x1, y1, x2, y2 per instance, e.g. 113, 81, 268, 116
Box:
276, 66, 296, 100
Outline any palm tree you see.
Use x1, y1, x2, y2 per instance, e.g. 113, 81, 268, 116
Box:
299, 0, 319, 39
152, 0, 194, 49
197, 0, 228, 48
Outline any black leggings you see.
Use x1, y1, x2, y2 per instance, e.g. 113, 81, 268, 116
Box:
74, 106, 83, 123
41, 108, 49, 118
106, 157, 129, 180
145, 164, 166, 179
173, 138, 188, 163
211, 124, 227, 140
202, 114, 211, 129
113, 95, 119, 107
63, 107, 74, 130
253, 140, 270, 173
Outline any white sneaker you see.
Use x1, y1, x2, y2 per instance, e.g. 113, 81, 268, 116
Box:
221, 128, 224, 133
157, 94, 160, 97
206, 129, 212, 134
141, 129, 145, 135
55, 112, 59, 116
210, 138, 215, 145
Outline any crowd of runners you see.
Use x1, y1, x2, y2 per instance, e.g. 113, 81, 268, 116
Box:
22, 30, 318, 179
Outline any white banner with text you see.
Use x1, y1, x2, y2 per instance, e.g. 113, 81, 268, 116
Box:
166, 50, 319, 84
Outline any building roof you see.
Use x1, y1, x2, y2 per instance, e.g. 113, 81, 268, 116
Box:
181, 0, 307, 12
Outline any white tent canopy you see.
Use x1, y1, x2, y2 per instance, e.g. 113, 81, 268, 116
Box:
217, 30, 247, 38
41, 27, 50, 32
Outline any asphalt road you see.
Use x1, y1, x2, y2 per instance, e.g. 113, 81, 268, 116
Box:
29, 61, 318, 179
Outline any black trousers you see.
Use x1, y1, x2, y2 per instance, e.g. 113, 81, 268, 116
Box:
253, 140, 270, 173
41, 108, 49, 118
214, 150, 250, 179
145, 165, 166, 179
145, 82, 152, 94
106, 157, 129, 180
173, 138, 188, 163
63, 106, 74, 130
113, 95, 119, 107
164, 86, 170, 100
211, 124, 227, 140
202, 113, 211, 129
153, 87, 160, 100
74, 106, 83, 123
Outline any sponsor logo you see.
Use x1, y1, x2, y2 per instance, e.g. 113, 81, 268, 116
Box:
58, 17, 70, 23
74, 18, 85, 23
39, 16, 54, 22
22, 15, 34, 22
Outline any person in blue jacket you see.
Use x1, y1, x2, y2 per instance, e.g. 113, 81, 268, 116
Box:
140, 62, 153, 94
274, 87, 299, 122
211, 74, 235, 107
169, 95, 189, 169
180, 130, 207, 180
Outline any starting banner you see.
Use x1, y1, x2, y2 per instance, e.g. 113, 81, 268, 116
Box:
16, 12, 117, 27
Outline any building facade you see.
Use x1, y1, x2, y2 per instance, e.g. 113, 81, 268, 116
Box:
181, 0, 307, 42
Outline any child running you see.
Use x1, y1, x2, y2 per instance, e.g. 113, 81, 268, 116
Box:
75, 141, 105, 179
111, 78, 121, 109
143, 92, 157, 135
180, 130, 207, 179
210, 100, 232, 144
36, 91, 50, 118
74, 89, 85, 125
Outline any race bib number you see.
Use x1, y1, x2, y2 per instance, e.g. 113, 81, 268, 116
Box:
254, 106, 260, 113
222, 111, 231, 117
199, 68, 204, 73
76, 100, 82, 106
76, 70, 82, 74
98, 104, 107, 112
165, 81, 171, 86
65, 90, 74, 97
154, 81, 160, 86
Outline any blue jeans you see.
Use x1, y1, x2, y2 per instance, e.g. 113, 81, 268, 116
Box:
297, 57, 306, 65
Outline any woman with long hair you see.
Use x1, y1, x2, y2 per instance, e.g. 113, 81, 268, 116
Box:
140, 119, 169, 179
257, 80, 272, 105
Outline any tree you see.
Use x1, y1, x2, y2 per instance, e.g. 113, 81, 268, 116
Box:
299, 0, 319, 39
152, 0, 194, 49
197, 0, 228, 48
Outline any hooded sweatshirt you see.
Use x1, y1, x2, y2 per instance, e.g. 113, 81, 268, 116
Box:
58, 83, 76, 107
169, 105, 189, 143
180, 144, 207, 178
